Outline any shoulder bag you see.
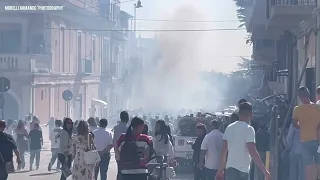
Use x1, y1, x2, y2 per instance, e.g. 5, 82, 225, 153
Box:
83, 133, 101, 165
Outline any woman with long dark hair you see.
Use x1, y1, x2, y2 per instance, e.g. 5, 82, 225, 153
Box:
154, 120, 174, 163
15, 120, 28, 170
58, 118, 73, 180
117, 117, 152, 180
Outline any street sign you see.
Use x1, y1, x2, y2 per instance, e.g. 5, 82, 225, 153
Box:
62, 90, 73, 101
0, 77, 10, 93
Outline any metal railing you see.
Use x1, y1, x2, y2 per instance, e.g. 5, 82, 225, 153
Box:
267, 0, 316, 18
271, 0, 316, 5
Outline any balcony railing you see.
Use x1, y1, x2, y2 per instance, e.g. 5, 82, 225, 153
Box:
267, 0, 316, 19
78, 59, 92, 74
271, 0, 316, 5
0, 54, 52, 72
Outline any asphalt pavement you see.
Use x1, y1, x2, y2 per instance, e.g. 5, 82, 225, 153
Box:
9, 127, 193, 180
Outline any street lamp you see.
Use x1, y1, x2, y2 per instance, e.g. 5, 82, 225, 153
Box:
134, 0, 142, 33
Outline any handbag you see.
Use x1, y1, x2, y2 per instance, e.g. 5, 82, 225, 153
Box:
0, 151, 14, 174
5, 162, 15, 174
83, 133, 101, 165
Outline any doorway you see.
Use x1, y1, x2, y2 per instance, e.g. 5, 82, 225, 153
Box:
305, 67, 315, 102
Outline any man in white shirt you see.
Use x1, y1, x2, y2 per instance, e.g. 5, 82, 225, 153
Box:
216, 102, 270, 180
199, 120, 223, 180
48, 119, 62, 171
92, 119, 113, 180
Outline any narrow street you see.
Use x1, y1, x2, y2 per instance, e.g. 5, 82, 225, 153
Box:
9, 127, 193, 180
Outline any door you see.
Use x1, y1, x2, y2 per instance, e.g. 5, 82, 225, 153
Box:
305, 67, 315, 102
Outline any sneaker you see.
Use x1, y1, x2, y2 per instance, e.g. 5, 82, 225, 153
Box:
29, 165, 32, 171
17, 164, 21, 170
48, 163, 52, 171
36, 166, 39, 170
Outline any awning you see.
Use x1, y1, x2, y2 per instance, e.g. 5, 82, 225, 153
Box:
91, 99, 108, 107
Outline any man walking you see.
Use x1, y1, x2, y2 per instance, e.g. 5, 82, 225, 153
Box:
93, 118, 113, 180
0, 120, 21, 179
216, 102, 270, 180
28, 123, 43, 170
293, 86, 320, 180
199, 120, 223, 180
48, 119, 62, 171
113, 111, 129, 180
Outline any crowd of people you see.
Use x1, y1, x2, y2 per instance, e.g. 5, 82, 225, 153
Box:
188, 99, 270, 180
0, 110, 177, 180
2, 85, 320, 180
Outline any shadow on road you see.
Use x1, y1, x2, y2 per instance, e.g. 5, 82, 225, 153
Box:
29, 171, 59, 176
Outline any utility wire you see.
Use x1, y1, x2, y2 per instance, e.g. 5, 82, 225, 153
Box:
49, 28, 246, 32
114, 0, 136, 4
134, 19, 240, 23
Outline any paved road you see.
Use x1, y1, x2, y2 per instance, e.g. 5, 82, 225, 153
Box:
9, 127, 193, 180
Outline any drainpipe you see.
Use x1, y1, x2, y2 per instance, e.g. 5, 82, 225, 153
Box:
31, 72, 35, 118
316, 1, 320, 88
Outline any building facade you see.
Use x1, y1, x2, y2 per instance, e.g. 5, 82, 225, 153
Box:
237, 0, 316, 102
0, 0, 130, 122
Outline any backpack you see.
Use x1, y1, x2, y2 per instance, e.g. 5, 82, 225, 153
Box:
119, 139, 141, 170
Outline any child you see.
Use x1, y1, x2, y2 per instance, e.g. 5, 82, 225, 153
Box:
48, 119, 62, 171
28, 123, 43, 170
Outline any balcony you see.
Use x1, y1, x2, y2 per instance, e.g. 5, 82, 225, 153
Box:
267, 0, 316, 29
0, 54, 52, 73
252, 39, 276, 62
78, 59, 92, 74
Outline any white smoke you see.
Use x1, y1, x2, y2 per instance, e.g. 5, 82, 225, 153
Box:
130, 6, 222, 112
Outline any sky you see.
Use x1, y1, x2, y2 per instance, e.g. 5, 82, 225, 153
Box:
121, 0, 252, 73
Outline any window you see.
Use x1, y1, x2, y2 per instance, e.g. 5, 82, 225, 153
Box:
92, 36, 96, 61
61, 27, 65, 72
31, 34, 44, 54
41, 90, 44, 100
77, 32, 82, 72
0, 30, 21, 53
102, 39, 107, 71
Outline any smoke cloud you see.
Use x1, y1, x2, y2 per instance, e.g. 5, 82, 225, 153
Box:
130, 5, 222, 113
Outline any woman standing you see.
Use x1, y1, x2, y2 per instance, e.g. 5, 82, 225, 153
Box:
154, 120, 174, 163
15, 120, 28, 170
72, 120, 96, 180
58, 118, 73, 180
117, 117, 152, 180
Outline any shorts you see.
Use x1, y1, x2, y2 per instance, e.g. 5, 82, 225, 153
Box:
225, 167, 249, 180
301, 140, 320, 166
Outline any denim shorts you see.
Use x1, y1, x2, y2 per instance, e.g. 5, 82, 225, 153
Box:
301, 140, 320, 166
225, 167, 249, 180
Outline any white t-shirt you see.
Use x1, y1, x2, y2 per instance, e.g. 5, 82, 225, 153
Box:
223, 121, 255, 173
200, 129, 223, 170
50, 127, 63, 149
153, 135, 174, 160
92, 127, 113, 152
